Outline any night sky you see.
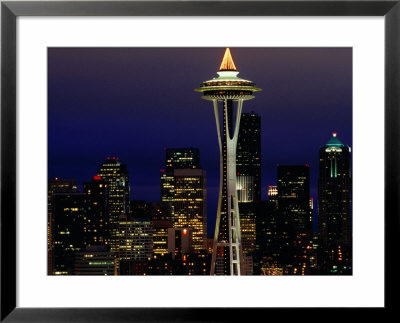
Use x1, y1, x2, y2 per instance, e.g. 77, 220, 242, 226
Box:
48, 47, 352, 237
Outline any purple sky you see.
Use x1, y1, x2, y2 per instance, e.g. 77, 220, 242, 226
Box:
48, 47, 352, 236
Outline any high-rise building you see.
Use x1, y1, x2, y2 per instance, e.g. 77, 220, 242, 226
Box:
237, 112, 261, 202
149, 202, 173, 256
48, 178, 77, 195
160, 148, 206, 252
253, 200, 293, 275
235, 113, 261, 274
195, 48, 261, 275
97, 157, 130, 253
166, 148, 200, 171
161, 148, 201, 222
129, 200, 152, 220
318, 132, 352, 274
173, 168, 207, 251
160, 169, 174, 205
48, 178, 77, 275
83, 176, 109, 248
277, 165, 313, 274
277, 165, 312, 234
236, 175, 255, 203
117, 215, 153, 263
237, 202, 256, 256
168, 227, 193, 258
51, 189, 85, 275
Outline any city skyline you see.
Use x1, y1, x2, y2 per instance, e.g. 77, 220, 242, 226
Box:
48, 47, 352, 237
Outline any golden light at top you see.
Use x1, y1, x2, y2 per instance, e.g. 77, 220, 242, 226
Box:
219, 48, 237, 71
195, 48, 261, 100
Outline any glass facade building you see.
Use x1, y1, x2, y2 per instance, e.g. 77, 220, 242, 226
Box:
97, 157, 130, 253
83, 176, 109, 248
318, 132, 352, 274
117, 215, 153, 263
173, 169, 207, 251
237, 112, 261, 202
277, 165, 313, 274
51, 190, 85, 275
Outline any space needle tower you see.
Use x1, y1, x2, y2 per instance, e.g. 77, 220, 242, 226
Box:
195, 48, 261, 275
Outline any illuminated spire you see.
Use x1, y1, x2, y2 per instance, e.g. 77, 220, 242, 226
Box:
219, 48, 237, 71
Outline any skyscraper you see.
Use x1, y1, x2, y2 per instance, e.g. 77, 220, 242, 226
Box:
237, 112, 261, 202
48, 178, 78, 275
160, 148, 206, 252
195, 48, 261, 275
149, 202, 173, 256
168, 227, 194, 258
97, 157, 130, 253
277, 165, 313, 274
160, 169, 174, 205
253, 200, 282, 275
237, 202, 256, 256
117, 214, 153, 263
83, 176, 109, 248
165, 148, 200, 171
160, 148, 201, 222
236, 112, 261, 274
278, 165, 312, 234
51, 189, 85, 275
173, 168, 207, 251
318, 132, 352, 274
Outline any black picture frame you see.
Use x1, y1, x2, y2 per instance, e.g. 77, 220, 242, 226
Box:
1, 0, 398, 321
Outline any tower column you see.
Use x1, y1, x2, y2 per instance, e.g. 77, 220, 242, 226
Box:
195, 48, 261, 275
225, 99, 243, 275
211, 100, 223, 275
211, 99, 244, 275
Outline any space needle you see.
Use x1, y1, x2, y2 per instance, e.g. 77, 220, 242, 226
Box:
195, 48, 261, 275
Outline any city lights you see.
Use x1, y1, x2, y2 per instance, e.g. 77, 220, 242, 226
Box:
48, 48, 352, 276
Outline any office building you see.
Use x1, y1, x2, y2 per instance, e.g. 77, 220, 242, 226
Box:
150, 202, 173, 256
160, 148, 206, 252
168, 227, 193, 258
161, 148, 201, 221
237, 112, 261, 202
238, 203, 257, 256
235, 113, 261, 273
129, 200, 152, 220
318, 132, 352, 274
277, 165, 312, 234
117, 215, 153, 263
97, 157, 130, 253
48, 178, 78, 275
253, 200, 282, 275
173, 168, 207, 251
74, 245, 115, 275
83, 176, 109, 248
277, 165, 313, 274
165, 148, 200, 171
51, 189, 85, 275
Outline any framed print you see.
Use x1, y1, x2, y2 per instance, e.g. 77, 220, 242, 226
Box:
1, 0, 399, 321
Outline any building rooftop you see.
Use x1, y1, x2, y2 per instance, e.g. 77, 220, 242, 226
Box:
326, 132, 344, 147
